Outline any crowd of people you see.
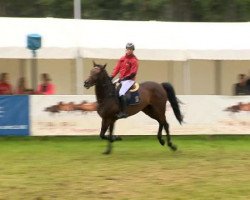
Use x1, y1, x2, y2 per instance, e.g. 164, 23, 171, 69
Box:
1, 67, 250, 96
233, 72, 250, 95
0, 72, 55, 95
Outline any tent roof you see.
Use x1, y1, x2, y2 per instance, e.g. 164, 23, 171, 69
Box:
0, 17, 250, 60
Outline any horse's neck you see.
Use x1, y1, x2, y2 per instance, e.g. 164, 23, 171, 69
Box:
95, 78, 116, 104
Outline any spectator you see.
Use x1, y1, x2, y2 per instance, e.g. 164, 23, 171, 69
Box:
0, 72, 13, 95
246, 70, 250, 94
233, 73, 248, 95
15, 77, 34, 94
36, 73, 55, 95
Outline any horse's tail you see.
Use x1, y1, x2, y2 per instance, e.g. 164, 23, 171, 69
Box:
161, 82, 183, 124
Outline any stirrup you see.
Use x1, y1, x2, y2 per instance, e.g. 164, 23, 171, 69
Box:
116, 112, 128, 119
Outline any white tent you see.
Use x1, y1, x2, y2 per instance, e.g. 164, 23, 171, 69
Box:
1, 17, 250, 60
1, 17, 250, 95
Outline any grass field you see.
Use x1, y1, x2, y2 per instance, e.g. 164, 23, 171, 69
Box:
0, 135, 250, 200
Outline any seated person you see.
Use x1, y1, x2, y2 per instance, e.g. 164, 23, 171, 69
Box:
0, 73, 13, 95
36, 73, 55, 95
233, 74, 248, 95
246, 71, 250, 94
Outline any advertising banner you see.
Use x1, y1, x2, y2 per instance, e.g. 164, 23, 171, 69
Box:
0, 95, 29, 135
30, 95, 250, 136
30, 95, 100, 136
169, 95, 250, 135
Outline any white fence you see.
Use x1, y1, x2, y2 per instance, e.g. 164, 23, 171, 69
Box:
30, 95, 250, 136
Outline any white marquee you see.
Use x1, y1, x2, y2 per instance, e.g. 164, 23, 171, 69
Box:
1, 17, 250, 60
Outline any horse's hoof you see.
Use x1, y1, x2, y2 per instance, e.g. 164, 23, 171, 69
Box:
103, 150, 111, 155
159, 140, 165, 146
170, 144, 177, 151
114, 136, 122, 141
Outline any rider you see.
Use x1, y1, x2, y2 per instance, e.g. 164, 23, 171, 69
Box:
110, 42, 139, 119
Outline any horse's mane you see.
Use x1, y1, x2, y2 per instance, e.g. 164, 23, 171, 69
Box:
94, 64, 117, 102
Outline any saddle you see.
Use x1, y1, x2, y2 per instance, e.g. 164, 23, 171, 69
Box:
115, 82, 140, 105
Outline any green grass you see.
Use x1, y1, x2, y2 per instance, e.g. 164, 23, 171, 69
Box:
0, 135, 250, 200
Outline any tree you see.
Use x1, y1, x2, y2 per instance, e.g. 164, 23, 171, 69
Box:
0, 0, 250, 22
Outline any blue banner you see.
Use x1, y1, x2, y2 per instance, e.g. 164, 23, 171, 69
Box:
0, 95, 29, 136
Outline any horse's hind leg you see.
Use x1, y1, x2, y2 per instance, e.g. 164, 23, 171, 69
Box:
157, 123, 165, 146
142, 106, 165, 146
142, 105, 177, 151
163, 121, 177, 151
158, 120, 177, 151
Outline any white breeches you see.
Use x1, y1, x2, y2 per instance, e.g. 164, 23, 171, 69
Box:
119, 80, 135, 96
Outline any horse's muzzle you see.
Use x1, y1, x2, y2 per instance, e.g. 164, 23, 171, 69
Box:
83, 81, 90, 89
84, 80, 92, 89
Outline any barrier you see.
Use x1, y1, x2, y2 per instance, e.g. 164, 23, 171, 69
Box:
30, 95, 250, 136
0, 95, 29, 135
0, 95, 249, 136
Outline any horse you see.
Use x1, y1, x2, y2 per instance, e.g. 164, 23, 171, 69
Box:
73, 101, 98, 112
84, 62, 183, 154
224, 102, 250, 113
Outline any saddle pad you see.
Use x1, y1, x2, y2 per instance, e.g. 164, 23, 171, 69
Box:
127, 91, 140, 105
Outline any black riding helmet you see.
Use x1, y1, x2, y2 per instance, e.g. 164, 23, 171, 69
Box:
126, 43, 135, 50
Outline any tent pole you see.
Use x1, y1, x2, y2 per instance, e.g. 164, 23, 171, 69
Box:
167, 61, 174, 84
183, 60, 191, 94
74, 0, 81, 19
75, 49, 83, 94
31, 50, 38, 91
215, 60, 222, 95
74, 0, 82, 94
19, 59, 25, 78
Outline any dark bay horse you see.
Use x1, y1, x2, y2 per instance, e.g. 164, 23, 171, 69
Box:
84, 62, 183, 154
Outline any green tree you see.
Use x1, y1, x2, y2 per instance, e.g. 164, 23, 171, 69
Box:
0, 0, 250, 22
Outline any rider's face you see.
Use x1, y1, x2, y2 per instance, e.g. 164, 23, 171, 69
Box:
126, 48, 133, 55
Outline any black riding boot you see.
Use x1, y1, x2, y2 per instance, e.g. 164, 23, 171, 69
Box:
117, 95, 128, 119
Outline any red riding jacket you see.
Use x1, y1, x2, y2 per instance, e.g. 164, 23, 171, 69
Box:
111, 53, 138, 81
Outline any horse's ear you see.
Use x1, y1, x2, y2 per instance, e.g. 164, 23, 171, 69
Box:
92, 60, 96, 67
103, 63, 107, 69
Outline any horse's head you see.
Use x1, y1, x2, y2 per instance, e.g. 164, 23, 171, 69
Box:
84, 61, 107, 89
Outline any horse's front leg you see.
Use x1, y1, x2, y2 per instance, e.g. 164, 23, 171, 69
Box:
99, 118, 114, 154
100, 119, 122, 141
103, 121, 115, 155
100, 119, 110, 140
